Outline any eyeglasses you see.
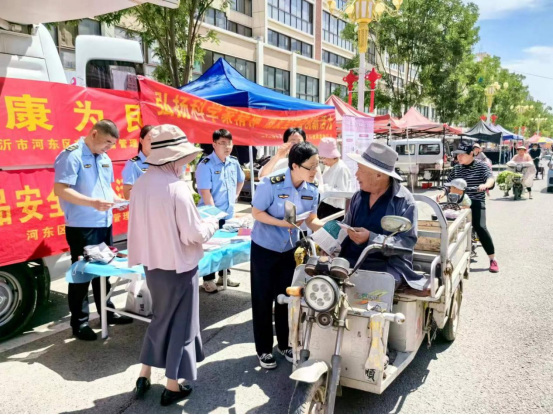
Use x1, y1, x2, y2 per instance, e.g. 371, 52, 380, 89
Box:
300, 164, 318, 172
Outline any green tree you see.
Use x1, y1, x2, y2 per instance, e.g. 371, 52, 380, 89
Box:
97, 0, 227, 87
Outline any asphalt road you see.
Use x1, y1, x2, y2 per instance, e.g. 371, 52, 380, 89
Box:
1, 180, 552, 414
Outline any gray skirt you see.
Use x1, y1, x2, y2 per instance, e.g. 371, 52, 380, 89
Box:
140, 266, 205, 380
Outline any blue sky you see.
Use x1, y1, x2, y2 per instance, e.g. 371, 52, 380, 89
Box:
467, 0, 553, 108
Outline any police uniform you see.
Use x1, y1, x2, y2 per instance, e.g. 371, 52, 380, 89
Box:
54, 138, 117, 331
122, 151, 148, 186
250, 168, 319, 356
196, 152, 245, 219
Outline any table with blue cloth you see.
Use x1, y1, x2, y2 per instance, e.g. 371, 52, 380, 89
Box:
66, 230, 251, 339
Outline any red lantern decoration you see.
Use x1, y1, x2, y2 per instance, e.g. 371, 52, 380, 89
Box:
491, 114, 498, 124
366, 68, 382, 113
480, 115, 487, 121
343, 70, 359, 107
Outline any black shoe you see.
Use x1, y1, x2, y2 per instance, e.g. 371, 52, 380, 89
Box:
278, 347, 294, 363
160, 384, 192, 406
134, 377, 151, 399
257, 353, 277, 369
72, 325, 97, 341
107, 313, 133, 325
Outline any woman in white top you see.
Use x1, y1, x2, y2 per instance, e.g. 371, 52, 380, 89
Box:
317, 137, 352, 219
259, 127, 324, 185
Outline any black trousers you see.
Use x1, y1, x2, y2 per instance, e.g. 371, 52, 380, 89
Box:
534, 159, 540, 177
317, 202, 343, 221
470, 200, 495, 256
250, 241, 296, 355
65, 226, 115, 329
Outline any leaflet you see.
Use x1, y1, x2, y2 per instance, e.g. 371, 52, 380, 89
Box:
198, 205, 228, 220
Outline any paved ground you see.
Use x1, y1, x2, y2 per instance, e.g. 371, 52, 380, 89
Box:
1, 180, 552, 414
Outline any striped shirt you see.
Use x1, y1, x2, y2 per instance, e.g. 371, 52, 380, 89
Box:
447, 160, 493, 203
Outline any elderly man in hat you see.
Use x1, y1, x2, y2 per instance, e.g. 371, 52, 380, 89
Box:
340, 142, 427, 291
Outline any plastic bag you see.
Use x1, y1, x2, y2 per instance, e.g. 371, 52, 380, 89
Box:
125, 276, 153, 317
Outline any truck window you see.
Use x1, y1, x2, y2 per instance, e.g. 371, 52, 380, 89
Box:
419, 144, 440, 155
396, 144, 415, 155
86, 60, 143, 90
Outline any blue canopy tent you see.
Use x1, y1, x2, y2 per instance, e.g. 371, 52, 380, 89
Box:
180, 58, 334, 111
495, 125, 523, 141
181, 58, 335, 197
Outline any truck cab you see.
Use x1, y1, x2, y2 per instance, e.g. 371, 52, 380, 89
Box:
390, 138, 451, 184
0, 0, 178, 341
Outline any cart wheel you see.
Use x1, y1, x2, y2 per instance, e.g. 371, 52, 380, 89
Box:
289, 377, 327, 414
441, 285, 462, 342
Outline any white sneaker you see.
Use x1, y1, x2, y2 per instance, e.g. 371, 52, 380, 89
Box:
216, 276, 240, 287
203, 280, 219, 293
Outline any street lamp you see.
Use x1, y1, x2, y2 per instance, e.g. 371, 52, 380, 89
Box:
484, 81, 508, 123
328, 0, 402, 112
511, 104, 533, 138
531, 117, 547, 135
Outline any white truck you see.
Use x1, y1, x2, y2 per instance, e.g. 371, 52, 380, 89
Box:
0, 0, 178, 341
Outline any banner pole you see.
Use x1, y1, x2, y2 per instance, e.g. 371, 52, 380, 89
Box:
249, 146, 255, 198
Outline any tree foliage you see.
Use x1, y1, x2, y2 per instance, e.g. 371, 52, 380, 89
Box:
97, 0, 227, 88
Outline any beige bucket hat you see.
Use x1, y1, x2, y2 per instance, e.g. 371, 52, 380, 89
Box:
347, 141, 402, 181
145, 124, 202, 166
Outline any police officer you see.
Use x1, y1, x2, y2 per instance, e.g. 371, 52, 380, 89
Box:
250, 142, 324, 369
54, 120, 132, 341
196, 129, 245, 293
122, 125, 154, 199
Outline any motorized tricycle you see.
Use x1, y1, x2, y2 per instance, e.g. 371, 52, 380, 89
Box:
278, 196, 472, 414
505, 161, 534, 200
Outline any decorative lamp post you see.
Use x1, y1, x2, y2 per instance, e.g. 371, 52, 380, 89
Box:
484, 81, 508, 123
367, 67, 381, 113
343, 70, 359, 106
531, 117, 547, 135
329, 0, 402, 113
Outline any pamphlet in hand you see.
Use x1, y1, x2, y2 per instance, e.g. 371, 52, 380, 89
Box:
310, 220, 348, 256
112, 201, 129, 210
296, 211, 312, 222
198, 205, 228, 221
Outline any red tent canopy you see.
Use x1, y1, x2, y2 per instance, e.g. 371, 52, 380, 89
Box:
325, 95, 401, 134
396, 107, 462, 136
527, 134, 541, 143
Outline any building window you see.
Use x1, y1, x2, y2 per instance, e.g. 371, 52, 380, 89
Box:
202, 51, 256, 82
205, 8, 253, 37
322, 50, 350, 68
268, 0, 313, 34
377, 107, 388, 116
368, 42, 376, 65
322, 12, 353, 51
78, 19, 101, 36
264, 65, 290, 95
325, 81, 347, 100
268, 30, 312, 58
114, 27, 144, 50
231, 0, 252, 16
297, 74, 319, 102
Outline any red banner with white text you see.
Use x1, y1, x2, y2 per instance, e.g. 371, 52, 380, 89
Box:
0, 163, 129, 266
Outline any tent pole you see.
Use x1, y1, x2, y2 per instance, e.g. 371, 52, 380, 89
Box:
249, 145, 255, 199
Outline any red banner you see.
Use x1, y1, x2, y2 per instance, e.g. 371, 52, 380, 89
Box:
0, 78, 142, 167
138, 77, 336, 146
0, 163, 129, 266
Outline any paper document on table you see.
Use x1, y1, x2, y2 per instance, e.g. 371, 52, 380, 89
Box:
198, 206, 228, 220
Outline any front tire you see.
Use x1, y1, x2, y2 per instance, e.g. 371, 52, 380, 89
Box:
0, 264, 38, 341
289, 377, 327, 414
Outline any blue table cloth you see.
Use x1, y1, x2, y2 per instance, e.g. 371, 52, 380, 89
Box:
66, 230, 251, 284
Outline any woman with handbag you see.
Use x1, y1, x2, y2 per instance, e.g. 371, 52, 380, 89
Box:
127, 124, 218, 406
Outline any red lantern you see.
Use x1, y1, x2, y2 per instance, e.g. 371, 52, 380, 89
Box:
366, 68, 382, 113
491, 114, 498, 124
343, 70, 359, 106
480, 115, 487, 121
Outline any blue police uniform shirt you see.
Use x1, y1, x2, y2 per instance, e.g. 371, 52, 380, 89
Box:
122, 151, 148, 185
251, 168, 319, 253
54, 138, 114, 228
196, 152, 245, 219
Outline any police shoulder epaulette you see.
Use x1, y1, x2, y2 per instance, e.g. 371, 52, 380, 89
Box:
65, 144, 78, 152
130, 156, 140, 162
230, 155, 238, 160
270, 174, 286, 184
308, 180, 319, 188
201, 157, 210, 164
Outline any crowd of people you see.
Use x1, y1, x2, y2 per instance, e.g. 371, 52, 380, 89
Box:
54, 121, 521, 406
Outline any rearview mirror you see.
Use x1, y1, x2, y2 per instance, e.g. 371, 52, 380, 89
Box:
381, 216, 412, 234
284, 201, 297, 225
